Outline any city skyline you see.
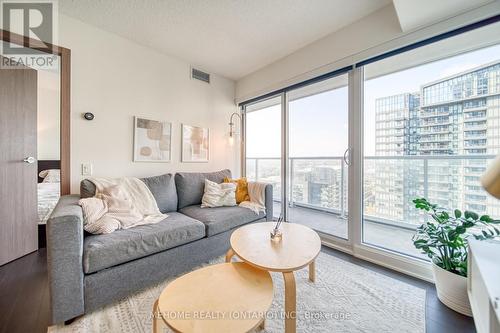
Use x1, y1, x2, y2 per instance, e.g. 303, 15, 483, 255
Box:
245, 43, 500, 157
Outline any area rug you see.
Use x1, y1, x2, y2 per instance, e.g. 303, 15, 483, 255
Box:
48, 253, 425, 333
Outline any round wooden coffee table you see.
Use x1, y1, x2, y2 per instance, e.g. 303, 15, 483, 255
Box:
153, 262, 273, 333
226, 222, 321, 333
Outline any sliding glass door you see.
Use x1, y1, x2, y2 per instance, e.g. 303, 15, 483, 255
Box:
245, 95, 283, 219
243, 74, 350, 241
287, 74, 349, 239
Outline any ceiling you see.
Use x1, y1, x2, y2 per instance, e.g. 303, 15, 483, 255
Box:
59, 0, 391, 80
393, 0, 495, 32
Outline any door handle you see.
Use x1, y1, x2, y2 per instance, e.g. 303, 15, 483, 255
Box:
343, 148, 352, 166
23, 156, 35, 164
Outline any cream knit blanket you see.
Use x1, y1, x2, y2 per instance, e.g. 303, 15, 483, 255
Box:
79, 177, 167, 234
239, 181, 267, 215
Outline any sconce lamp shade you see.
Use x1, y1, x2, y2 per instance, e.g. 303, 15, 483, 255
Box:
228, 112, 241, 143
481, 155, 500, 199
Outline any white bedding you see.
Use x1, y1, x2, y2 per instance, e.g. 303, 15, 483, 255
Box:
38, 182, 60, 224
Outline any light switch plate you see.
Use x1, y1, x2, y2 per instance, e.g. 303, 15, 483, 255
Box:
81, 163, 93, 176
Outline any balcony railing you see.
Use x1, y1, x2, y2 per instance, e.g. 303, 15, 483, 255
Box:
246, 155, 496, 230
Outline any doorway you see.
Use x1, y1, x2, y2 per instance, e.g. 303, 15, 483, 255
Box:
0, 29, 71, 264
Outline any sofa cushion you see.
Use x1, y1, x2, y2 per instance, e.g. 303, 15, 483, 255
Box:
175, 169, 232, 209
83, 212, 205, 273
179, 205, 265, 236
80, 174, 178, 213
80, 179, 96, 198
141, 174, 177, 213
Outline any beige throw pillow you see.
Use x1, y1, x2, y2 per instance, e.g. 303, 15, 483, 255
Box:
40, 169, 60, 183
201, 179, 237, 208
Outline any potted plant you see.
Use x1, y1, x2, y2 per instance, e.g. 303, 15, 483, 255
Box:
412, 197, 500, 316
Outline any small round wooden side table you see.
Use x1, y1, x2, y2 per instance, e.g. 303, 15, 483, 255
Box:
226, 222, 321, 333
153, 262, 273, 333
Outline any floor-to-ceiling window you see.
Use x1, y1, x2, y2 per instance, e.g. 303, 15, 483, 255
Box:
242, 18, 500, 274
362, 21, 500, 259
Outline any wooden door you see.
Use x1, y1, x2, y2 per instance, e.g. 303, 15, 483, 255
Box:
0, 60, 38, 265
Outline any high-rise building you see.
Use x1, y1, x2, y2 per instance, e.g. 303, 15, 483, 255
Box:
374, 61, 500, 223
307, 166, 339, 208
420, 61, 500, 216
375, 93, 420, 156
373, 93, 421, 222
290, 162, 343, 212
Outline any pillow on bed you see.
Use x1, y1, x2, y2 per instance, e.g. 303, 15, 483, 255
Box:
40, 169, 60, 183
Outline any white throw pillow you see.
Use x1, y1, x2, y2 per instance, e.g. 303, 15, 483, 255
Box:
201, 179, 237, 208
40, 169, 60, 183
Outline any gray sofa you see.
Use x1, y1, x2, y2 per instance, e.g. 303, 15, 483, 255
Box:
46, 169, 273, 324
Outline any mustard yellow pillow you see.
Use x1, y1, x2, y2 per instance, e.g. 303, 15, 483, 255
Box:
223, 177, 250, 204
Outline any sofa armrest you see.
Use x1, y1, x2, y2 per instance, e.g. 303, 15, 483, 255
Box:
264, 184, 273, 221
46, 195, 85, 324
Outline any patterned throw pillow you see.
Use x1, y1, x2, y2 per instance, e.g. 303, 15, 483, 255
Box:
223, 177, 250, 204
201, 179, 237, 208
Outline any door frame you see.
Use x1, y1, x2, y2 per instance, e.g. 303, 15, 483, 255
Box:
1, 29, 71, 195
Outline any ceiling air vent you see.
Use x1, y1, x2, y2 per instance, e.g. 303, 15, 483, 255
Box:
191, 67, 210, 83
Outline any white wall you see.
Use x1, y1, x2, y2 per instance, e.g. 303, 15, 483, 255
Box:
236, 2, 500, 102
59, 15, 239, 193
37, 70, 60, 160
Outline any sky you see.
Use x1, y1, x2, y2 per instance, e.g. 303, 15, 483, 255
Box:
246, 43, 500, 158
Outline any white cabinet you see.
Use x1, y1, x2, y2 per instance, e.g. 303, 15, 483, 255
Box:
468, 239, 500, 333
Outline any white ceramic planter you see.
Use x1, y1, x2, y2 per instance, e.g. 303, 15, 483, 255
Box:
432, 263, 472, 317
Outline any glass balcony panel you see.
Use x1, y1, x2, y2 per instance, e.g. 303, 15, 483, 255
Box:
256, 159, 282, 203
248, 155, 494, 260
288, 158, 348, 238
245, 96, 282, 218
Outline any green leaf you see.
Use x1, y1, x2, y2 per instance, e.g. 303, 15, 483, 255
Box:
411, 196, 499, 270
465, 211, 479, 220
480, 215, 492, 222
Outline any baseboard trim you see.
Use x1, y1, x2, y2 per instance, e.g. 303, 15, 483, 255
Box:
320, 239, 434, 283
353, 244, 434, 283
320, 237, 353, 255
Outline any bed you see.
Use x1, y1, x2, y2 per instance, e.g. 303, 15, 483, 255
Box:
38, 160, 61, 247
38, 182, 61, 224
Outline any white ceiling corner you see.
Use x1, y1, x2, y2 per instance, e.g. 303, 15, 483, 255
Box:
392, 0, 495, 32
59, 0, 391, 80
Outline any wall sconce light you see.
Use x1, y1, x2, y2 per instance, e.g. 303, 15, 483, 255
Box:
229, 112, 241, 145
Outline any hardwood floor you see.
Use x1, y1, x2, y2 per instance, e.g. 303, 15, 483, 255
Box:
0, 247, 476, 333
0, 249, 50, 333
